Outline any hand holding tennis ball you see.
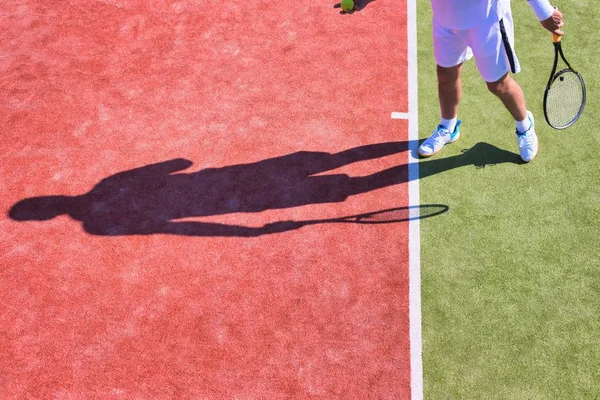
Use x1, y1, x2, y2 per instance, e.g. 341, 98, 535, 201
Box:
341, 0, 354, 12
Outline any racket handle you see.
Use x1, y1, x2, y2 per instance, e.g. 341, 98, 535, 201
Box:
552, 33, 562, 43
551, 6, 563, 43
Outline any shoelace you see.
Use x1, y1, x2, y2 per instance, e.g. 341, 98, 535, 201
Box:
518, 133, 532, 148
427, 129, 450, 147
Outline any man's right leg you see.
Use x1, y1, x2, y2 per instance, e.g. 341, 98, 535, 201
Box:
418, 63, 464, 157
438, 63, 462, 131
419, 19, 470, 158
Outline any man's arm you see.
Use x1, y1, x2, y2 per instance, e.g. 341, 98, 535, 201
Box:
527, 0, 565, 35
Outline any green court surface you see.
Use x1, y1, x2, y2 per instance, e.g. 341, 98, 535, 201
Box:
418, 1, 600, 399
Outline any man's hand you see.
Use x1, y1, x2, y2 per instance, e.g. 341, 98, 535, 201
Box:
541, 8, 565, 36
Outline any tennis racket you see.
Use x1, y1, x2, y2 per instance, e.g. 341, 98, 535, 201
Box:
543, 33, 586, 129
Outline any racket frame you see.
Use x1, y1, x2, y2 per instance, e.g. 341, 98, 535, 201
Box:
543, 34, 587, 130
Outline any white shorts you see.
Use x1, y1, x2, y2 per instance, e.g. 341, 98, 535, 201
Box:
432, 10, 520, 82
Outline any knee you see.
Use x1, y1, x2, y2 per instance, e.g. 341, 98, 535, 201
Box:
486, 73, 510, 95
437, 64, 461, 84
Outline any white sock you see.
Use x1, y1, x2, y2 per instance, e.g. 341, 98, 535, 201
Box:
515, 114, 531, 134
440, 117, 457, 133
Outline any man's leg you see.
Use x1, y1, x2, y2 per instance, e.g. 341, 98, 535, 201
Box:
419, 18, 470, 158
487, 72, 538, 162
486, 72, 527, 122
417, 63, 463, 157
438, 63, 463, 122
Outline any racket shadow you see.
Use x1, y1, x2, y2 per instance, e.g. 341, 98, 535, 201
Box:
163, 204, 450, 237
260, 204, 449, 234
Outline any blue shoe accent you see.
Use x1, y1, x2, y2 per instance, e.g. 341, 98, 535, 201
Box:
516, 115, 534, 135
450, 120, 461, 140
418, 119, 462, 157
516, 111, 538, 162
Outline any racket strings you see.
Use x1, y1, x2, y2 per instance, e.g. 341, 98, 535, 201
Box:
545, 70, 585, 128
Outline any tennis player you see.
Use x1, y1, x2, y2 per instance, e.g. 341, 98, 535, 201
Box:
418, 0, 565, 162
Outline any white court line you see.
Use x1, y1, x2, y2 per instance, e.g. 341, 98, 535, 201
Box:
406, 0, 423, 398
391, 112, 410, 120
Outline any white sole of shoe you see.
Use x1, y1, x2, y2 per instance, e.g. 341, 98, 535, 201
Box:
418, 131, 460, 158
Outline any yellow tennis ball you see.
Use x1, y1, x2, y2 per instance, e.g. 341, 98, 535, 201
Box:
341, 0, 354, 12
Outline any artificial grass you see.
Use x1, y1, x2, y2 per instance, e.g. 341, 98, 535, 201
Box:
417, 1, 600, 399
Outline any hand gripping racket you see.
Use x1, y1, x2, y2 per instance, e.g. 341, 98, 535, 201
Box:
543, 33, 586, 129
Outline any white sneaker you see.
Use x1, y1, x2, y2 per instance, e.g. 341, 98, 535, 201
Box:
418, 120, 461, 158
516, 111, 538, 162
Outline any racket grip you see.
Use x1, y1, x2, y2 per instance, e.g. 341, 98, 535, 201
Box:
552, 33, 562, 43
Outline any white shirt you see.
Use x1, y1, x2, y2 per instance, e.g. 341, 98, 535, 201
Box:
430, 0, 556, 30
430, 0, 512, 30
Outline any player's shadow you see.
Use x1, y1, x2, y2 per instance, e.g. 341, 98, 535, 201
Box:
8, 142, 520, 237
418, 140, 524, 177
334, 0, 376, 13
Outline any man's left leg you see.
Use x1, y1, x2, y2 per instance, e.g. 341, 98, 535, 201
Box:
486, 73, 538, 162
465, 4, 539, 162
486, 72, 527, 121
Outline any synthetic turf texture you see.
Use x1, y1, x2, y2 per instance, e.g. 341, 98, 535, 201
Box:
417, 1, 600, 398
0, 1, 417, 398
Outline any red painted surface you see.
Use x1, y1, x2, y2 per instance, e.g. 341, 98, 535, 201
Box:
1, 0, 410, 398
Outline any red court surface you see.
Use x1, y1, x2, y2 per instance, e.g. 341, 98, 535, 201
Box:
1, 1, 412, 398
